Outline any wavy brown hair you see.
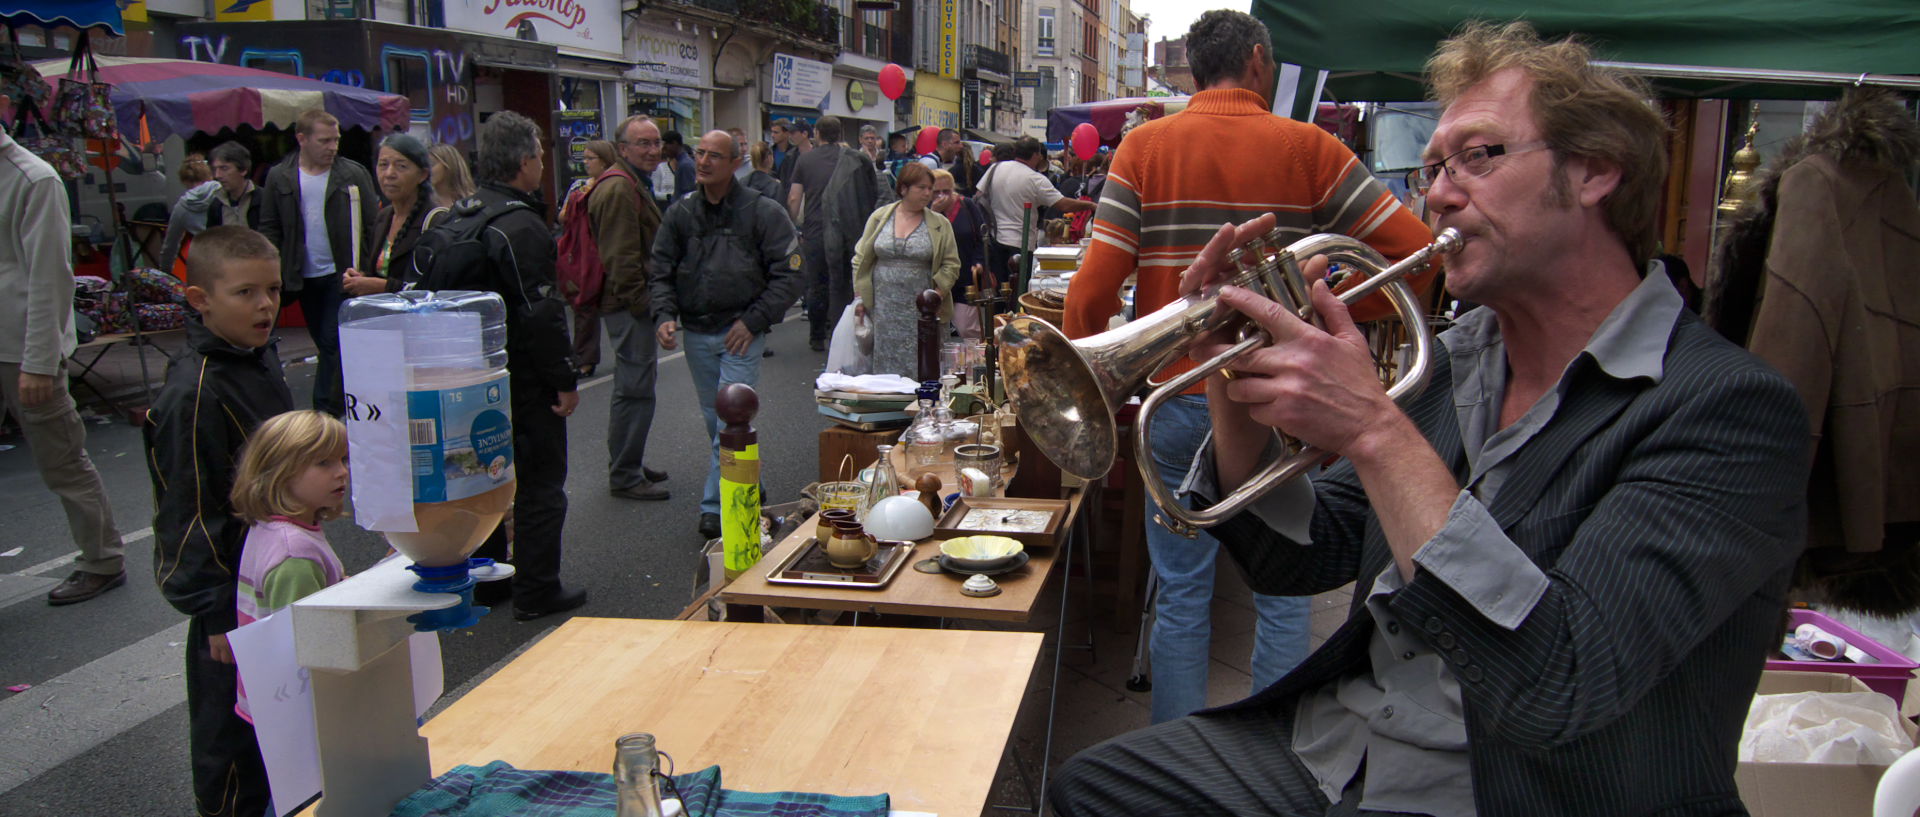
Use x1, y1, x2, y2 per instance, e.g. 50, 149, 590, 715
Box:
1427, 20, 1670, 266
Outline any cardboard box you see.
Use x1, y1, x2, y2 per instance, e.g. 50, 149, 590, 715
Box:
1736, 671, 1909, 816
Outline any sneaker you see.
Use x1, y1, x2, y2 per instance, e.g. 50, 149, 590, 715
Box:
46, 570, 126, 606
512, 587, 588, 621
762, 347, 775, 358
809, 339, 826, 352
698, 512, 721, 540
643, 466, 669, 483
610, 480, 670, 501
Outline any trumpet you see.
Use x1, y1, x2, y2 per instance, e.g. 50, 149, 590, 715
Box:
997, 228, 1462, 536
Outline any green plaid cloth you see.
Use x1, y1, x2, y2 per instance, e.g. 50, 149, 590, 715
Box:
389, 761, 891, 817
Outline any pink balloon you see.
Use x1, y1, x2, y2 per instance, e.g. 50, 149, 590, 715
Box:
879, 63, 906, 101
915, 127, 940, 156
1071, 122, 1099, 161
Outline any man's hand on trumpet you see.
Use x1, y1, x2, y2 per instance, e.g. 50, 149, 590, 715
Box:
1180, 215, 1454, 581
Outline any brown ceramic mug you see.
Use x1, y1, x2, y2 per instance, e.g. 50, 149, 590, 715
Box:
826, 519, 878, 569
817, 509, 856, 544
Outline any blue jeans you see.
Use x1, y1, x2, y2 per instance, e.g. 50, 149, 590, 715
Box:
1146, 394, 1310, 724
682, 329, 766, 516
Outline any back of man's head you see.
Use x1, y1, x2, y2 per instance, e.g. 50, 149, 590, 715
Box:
1187, 10, 1271, 90
475, 110, 542, 185
816, 115, 844, 145
1427, 20, 1669, 265
1010, 136, 1045, 163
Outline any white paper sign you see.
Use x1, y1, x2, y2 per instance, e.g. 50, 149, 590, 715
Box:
770, 53, 833, 110
340, 321, 415, 532
230, 612, 443, 816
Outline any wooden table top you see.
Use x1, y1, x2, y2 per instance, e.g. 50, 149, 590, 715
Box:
421, 618, 1044, 817
720, 487, 1083, 623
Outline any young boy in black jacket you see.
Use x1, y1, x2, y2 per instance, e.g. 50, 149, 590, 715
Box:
145, 225, 293, 817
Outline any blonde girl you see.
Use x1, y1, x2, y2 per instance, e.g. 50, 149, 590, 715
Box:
229, 410, 350, 722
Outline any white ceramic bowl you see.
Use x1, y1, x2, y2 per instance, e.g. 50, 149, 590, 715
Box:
940, 535, 1025, 571
864, 495, 936, 541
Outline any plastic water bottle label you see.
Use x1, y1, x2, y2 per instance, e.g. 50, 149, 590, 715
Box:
406, 373, 515, 503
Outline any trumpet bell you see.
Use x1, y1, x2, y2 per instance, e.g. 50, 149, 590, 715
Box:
998, 314, 1118, 480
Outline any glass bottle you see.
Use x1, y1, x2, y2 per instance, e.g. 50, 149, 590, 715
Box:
859, 444, 900, 522
906, 381, 945, 474
613, 732, 665, 817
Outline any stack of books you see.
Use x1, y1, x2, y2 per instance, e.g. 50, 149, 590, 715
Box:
816, 389, 916, 431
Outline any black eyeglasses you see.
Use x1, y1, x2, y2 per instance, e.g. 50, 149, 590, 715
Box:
1406, 141, 1549, 195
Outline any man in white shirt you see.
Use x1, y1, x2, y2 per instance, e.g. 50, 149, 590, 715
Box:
256, 108, 377, 416
0, 92, 127, 606
977, 136, 1092, 283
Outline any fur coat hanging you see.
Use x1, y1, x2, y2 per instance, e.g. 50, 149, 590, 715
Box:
1705, 88, 1920, 616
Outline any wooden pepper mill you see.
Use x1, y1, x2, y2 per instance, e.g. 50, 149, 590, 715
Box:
916, 473, 943, 518
916, 288, 943, 382
716, 383, 762, 580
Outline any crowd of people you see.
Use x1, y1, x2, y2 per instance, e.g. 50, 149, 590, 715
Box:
5, 97, 1101, 812
5, 5, 1888, 815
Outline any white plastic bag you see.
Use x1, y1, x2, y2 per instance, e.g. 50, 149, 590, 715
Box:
1741, 690, 1917, 764
826, 303, 871, 375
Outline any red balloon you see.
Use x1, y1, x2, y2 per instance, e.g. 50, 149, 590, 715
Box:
915, 127, 940, 156
1071, 122, 1099, 161
879, 63, 906, 100
977, 148, 993, 164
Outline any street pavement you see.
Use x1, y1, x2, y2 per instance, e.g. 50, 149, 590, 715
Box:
0, 309, 835, 815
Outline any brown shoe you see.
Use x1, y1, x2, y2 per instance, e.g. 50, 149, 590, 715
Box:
610, 480, 670, 501
47, 570, 126, 606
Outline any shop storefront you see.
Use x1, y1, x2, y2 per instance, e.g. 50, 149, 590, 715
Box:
817, 54, 892, 143
625, 18, 716, 141
912, 74, 963, 133
441, 0, 625, 202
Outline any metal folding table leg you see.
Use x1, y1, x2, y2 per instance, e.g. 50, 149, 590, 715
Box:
1126, 569, 1157, 692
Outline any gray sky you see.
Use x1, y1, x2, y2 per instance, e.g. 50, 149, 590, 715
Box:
1129, 0, 1251, 44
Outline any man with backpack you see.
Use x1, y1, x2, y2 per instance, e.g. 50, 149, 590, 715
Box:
596, 115, 670, 501
412, 110, 586, 621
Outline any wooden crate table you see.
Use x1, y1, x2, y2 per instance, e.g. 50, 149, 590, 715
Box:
420, 618, 1043, 817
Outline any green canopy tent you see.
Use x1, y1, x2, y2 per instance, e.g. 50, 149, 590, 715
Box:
1250, 0, 1920, 101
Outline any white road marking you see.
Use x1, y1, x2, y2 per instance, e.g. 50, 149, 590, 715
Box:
0, 620, 191, 795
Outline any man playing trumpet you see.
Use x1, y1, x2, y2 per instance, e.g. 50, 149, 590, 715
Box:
1050, 21, 1810, 816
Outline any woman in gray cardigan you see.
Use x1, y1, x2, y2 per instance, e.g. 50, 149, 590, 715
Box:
852, 162, 960, 378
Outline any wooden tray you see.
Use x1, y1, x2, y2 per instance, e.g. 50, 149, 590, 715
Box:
764, 538, 914, 589
934, 497, 1070, 549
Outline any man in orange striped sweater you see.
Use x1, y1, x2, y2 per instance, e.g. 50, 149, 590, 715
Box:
1062, 9, 1437, 725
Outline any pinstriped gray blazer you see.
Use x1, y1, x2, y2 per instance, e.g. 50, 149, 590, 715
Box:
1209, 308, 1809, 817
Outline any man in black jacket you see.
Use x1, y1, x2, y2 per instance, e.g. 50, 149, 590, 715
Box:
651, 130, 801, 539
415, 110, 586, 621
256, 109, 378, 417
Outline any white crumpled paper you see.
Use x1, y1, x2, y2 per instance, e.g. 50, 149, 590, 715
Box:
1741, 690, 1918, 764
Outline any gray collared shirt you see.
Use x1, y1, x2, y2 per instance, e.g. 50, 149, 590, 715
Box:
1185, 272, 1682, 815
